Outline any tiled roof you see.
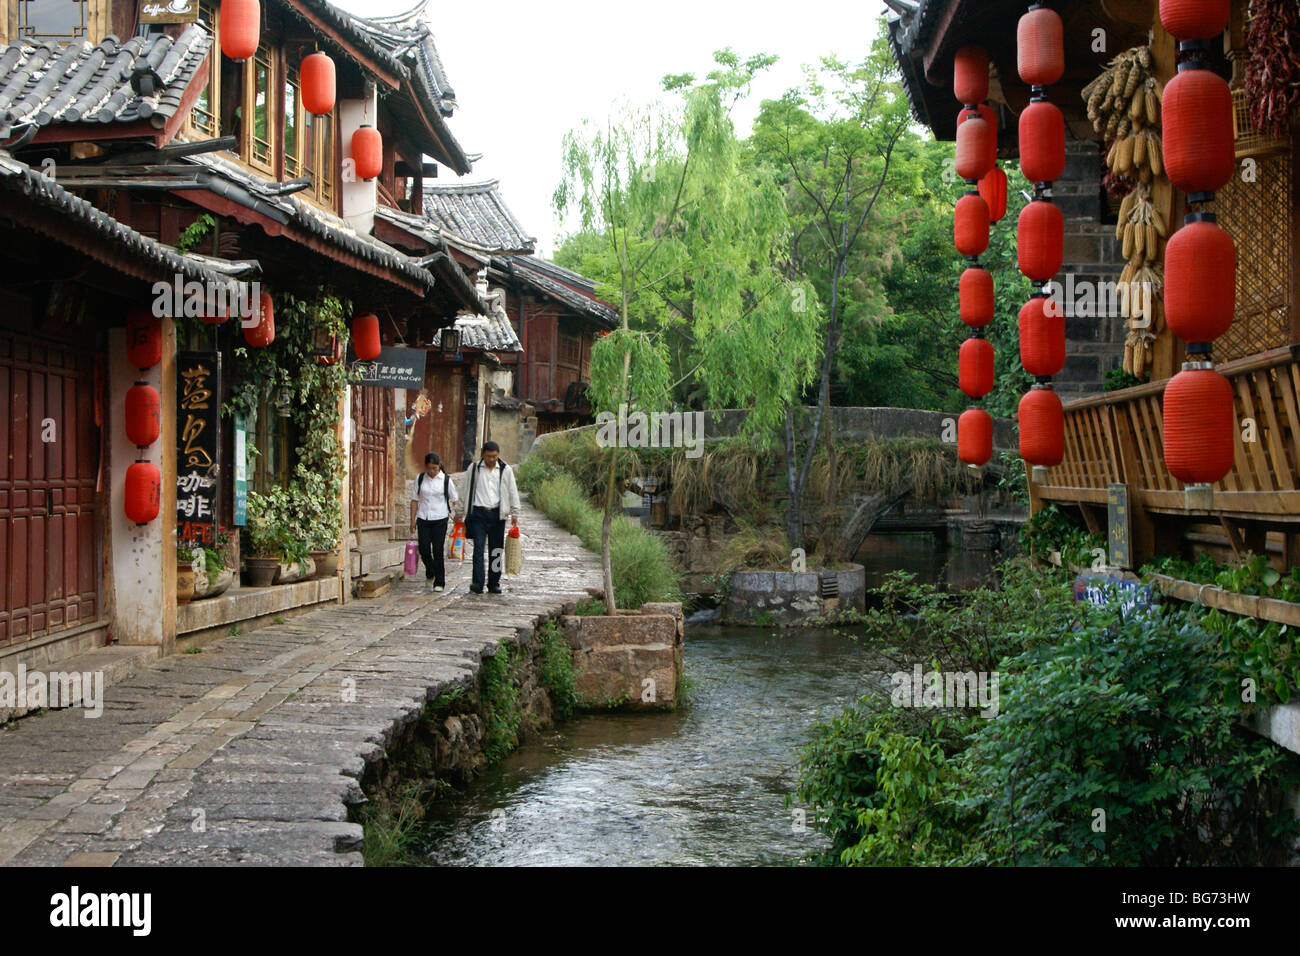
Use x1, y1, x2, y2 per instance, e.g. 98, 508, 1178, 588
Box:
0, 26, 211, 131
494, 255, 619, 328
433, 301, 522, 353
0, 151, 247, 295
422, 180, 534, 255
292, 0, 410, 81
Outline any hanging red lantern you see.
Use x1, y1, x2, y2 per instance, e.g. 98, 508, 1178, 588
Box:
1162, 66, 1234, 195
1160, 0, 1230, 41
959, 267, 995, 328
978, 166, 1008, 223
958, 408, 993, 467
352, 125, 383, 181
955, 114, 996, 182
126, 308, 162, 370
1164, 215, 1235, 343
1017, 200, 1064, 281
1019, 297, 1066, 377
1018, 6, 1065, 86
1019, 386, 1064, 466
125, 383, 161, 448
124, 461, 161, 525
959, 337, 995, 399
243, 291, 274, 348
953, 46, 990, 105
300, 52, 336, 115
954, 193, 990, 258
219, 0, 260, 61
1019, 100, 1066, 184
957, 103, 997, 131
1163, 366, 1235, 483
352, 313, 382, 361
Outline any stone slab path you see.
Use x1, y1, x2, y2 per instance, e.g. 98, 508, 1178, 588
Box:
0, 502, 601, 867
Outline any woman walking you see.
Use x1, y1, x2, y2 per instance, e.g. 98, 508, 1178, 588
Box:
409, 452, 460, 590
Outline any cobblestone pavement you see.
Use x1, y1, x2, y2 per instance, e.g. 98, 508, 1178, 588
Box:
0, 503, 601, 866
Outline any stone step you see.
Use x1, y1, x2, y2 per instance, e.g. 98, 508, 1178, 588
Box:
355, 572, 396, 599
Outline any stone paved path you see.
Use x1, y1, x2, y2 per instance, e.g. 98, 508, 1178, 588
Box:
0, 502, 601, 866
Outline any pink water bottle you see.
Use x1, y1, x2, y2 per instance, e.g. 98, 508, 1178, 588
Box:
404, 540, 420, 577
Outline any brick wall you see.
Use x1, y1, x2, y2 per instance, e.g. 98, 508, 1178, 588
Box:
1052, 134, 1128, 401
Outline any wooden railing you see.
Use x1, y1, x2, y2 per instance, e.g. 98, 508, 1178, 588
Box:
1032, 346, 1300, 522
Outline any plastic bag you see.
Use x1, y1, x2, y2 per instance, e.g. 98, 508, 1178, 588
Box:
448, 520, 466, 561
404, 540, 419, 577
505, 524, 522, 575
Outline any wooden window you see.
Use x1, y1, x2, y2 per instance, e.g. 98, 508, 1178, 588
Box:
558, 330, 580, 367
248, 43, 274, 173
251, 401, 292, 494
283, 66, 301, 179
18, 0, 87, 40
317, 113, 335, 207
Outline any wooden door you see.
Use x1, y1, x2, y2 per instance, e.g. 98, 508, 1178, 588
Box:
0, 332, 99, 648
350, 385, 391, 530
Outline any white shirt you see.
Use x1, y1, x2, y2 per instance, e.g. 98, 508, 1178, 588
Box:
411, 469, 458, 521
476, 462, 503, 509
464, 460, 521, 516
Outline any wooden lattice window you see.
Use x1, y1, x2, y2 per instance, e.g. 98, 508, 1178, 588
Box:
248, 43, 274, 173
18, 0, 87, 40
188, 0, 219, 137
283, 65, 301, 179
1213, 150, 1293, 363
558, 330, 580, 366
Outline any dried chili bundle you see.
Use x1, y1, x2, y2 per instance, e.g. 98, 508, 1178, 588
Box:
1245, 0, 1300, 140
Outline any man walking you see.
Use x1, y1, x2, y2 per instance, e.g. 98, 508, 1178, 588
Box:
409, 452, 459, 591
461, 440, 520, 594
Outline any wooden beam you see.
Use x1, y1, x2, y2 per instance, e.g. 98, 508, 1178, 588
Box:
1219, 516, 1246, 559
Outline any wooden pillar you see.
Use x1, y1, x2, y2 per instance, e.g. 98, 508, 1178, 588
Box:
1150, 19, 1185, 383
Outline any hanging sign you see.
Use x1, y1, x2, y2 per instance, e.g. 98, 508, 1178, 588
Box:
233, 413, 248, 527
140, 0, 199, 24
348, 345, 426, 389
176, 351, 221, 546
1107, 483, 1132, 570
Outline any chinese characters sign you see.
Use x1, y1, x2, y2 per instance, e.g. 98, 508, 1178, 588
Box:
348, 346, 426, 389
1107, 483, 1131, 570
177, 352, 221, 545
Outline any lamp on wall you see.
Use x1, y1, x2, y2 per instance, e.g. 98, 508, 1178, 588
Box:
440, 327, 461, 360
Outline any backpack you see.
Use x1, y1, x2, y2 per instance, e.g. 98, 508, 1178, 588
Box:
417, 470, 451, 505
466, 458, 508, 510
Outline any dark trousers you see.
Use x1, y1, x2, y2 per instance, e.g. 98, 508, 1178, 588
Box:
468, 506, 504, 590
416, 517, 448, 585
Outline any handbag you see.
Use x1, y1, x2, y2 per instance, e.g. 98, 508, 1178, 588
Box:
505, 523, 522, 575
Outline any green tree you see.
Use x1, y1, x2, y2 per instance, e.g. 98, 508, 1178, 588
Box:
554, 52, 823, 610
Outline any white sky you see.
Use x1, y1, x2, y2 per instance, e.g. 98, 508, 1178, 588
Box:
336, 0, 893, 257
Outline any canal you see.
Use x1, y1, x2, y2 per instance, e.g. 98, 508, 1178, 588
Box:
415, 532, 998, 866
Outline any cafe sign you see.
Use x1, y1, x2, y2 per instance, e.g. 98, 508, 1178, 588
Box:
348, 346, 426, 389
177, 352, 221, 546
140, 0, 199, 23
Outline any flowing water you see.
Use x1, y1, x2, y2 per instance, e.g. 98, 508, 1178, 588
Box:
416, 532, 995, 866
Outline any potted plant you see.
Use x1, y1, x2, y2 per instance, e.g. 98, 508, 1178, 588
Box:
176, 538, 198, 605
244, 491, 286, 587
194, 525, 236, 599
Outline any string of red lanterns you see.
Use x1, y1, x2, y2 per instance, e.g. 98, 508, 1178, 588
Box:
1158, 0, 1237, 486
952, 45, 998, 468
1015, 3, 1067, 470
123, 308, 163, 525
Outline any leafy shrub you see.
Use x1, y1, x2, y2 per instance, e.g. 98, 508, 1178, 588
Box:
480, 641, 522, 763
537, 620, 578, 721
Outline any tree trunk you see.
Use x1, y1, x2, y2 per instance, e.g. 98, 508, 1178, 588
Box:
601, 451, 617, 615
784, 404, 801, 551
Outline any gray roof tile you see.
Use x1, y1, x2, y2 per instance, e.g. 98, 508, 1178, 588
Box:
422, 179, 533, 255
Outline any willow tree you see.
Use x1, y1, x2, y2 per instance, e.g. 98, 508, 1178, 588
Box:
554, 51, 823, 613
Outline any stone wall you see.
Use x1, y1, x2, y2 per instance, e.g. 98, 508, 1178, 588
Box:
723, 566, 866, 626
562, 603, 684, 711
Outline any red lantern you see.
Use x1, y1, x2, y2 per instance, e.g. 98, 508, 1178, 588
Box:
1019, 297, 1066, 377
352, 313, 382, 361
124, 461, 161, 525
1165, 216, 1235, 343
955, 114, 996, 182
959, 337, 995, 399
126, 308, 162, 370
1019, 100, 1066, 184
955, 193, 990, 258
1160, 0, 1230, 41
953, 46, 989, 105
1019, 386, 1064, 466
1018, 6, 1065, 86
958, 408, 993, 466
243, 291, 274, 348
125, 383, 161, 448
219, 0, 260, 61
352, 125, 383, 181
957, 103, 997, 131
1017, 200, 1064, 281
1163, 366, 1235, 483
978, 166, 1008, 223
960, 267, 995, 328
1162, 66, 1234, 195
300, 52, 336, 115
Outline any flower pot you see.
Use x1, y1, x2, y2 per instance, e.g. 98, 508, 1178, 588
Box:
194, 567, 234, 600
308, 550, 340, 579
277, 556, 315, 585
244, 556, 280, 588
177, 565, 195, 605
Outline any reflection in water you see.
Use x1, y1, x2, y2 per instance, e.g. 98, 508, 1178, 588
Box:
417, 628, 885, 867
417, 533, 995, 867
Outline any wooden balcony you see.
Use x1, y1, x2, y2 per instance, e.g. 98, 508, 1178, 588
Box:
1030, 346, 1300, 563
